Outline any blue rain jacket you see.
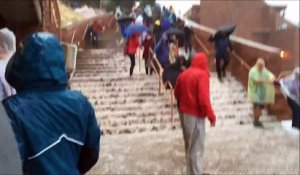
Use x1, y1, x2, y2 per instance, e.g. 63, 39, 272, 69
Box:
155, 36, 170, 67
3, 33, 100, 175
214, 37, 231, 59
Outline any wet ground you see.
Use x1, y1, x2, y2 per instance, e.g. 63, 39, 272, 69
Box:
89, 123, 299, 174
74, 49, 299, 175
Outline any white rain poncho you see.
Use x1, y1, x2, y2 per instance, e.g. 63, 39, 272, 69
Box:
144, 5, 152, 17
280, 67, 300, 105
135, 15, 144, 25
0, 28, 16, 100
115, 6, 122, 20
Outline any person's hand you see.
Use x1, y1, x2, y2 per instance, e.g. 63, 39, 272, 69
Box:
273, 80, 280, 86
210, 121, 216, 127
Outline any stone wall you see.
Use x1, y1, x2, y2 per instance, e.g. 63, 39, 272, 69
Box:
268, 28, 300, 66
191, 0, 299, 70
1, 0, 61, 42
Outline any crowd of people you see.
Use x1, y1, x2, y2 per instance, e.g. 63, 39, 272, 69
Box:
116, 4, 193, 77
117, 4, 299, 175
0, 3, 299, 175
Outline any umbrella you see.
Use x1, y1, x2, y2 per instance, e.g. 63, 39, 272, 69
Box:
210, 24, 236, 41
125, 24, 148, 38
218, 24, 236, 35
117, 16, 135, 23
164, 28, 184, 36
164, 28, 184, 46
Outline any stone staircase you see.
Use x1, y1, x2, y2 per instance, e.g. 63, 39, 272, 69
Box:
71, 49, 180, 135
71, 48, 300, 174
71, 48, 260, 136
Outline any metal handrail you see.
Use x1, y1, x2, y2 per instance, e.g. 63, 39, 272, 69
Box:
108, 16, 114, 28
231, 52, 251, 70
149, 48, 175, 124
194, 34, 210, 55
149, 48, 165, 93
82, 24, 89, 40
71, 30, 76, 44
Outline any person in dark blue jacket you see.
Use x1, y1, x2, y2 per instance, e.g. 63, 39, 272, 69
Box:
211, 34, 233, 81
155, 34, 170, 68
3, 33, 100, 175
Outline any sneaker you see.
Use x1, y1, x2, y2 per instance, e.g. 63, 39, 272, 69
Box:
253, 121, 264, 127
218, 75, 223, 82
222, 70, 226, 77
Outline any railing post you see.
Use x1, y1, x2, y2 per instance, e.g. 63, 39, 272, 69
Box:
139, 49, 141, 73
71, 31, 76, 44
170, 88, 174, 127
82, 24, 89, 40
158, 68, 162, 94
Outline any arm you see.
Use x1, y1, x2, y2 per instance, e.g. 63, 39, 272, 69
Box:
198, 75, 216, 125
253, 75, 274, 84
249, 70, 266, 84
228, 37, 233, 51
2, 101, 28, 172
174, 75, 181, 102
190, 29, 194, 36
78, 101, 100, 174
277, 71, 293, 80
1, 74, 14, 98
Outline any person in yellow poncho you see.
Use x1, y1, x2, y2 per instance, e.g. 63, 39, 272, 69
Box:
248, 58, 275, 127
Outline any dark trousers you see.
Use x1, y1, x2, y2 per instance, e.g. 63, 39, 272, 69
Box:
145, 65, 154, 75
185, 40, 192, 53
129, 54, 135, 76
92, 32, 98, 47
287, 97, 300, 129
216, 55, 229, 78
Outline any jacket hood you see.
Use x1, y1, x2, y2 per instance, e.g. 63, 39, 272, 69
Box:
0, 28, 16, 53
190, 52, 210, 76
5, 32, 67, 91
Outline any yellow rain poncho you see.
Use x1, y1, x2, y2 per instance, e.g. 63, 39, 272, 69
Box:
248, 60, 275, 104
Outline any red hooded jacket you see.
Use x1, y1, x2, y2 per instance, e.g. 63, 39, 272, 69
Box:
174, 52, 216, 124
128, 34, 140, 55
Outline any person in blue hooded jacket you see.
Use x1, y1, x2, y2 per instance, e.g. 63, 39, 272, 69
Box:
210, 33, 233, 81
3, 32, 100, 175
155, 34, 170, 68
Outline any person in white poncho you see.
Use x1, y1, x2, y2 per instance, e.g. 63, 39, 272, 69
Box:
0, 28, 16, 100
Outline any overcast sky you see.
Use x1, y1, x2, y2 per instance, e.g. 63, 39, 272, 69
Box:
156, 0, 299, 25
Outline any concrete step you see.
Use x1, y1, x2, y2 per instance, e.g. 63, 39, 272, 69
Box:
73, 49, 255, 135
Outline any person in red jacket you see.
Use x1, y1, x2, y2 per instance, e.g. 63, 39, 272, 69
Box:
142, 32, 154, 75
174, 52, 216, 175
127, 34, 140, 76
